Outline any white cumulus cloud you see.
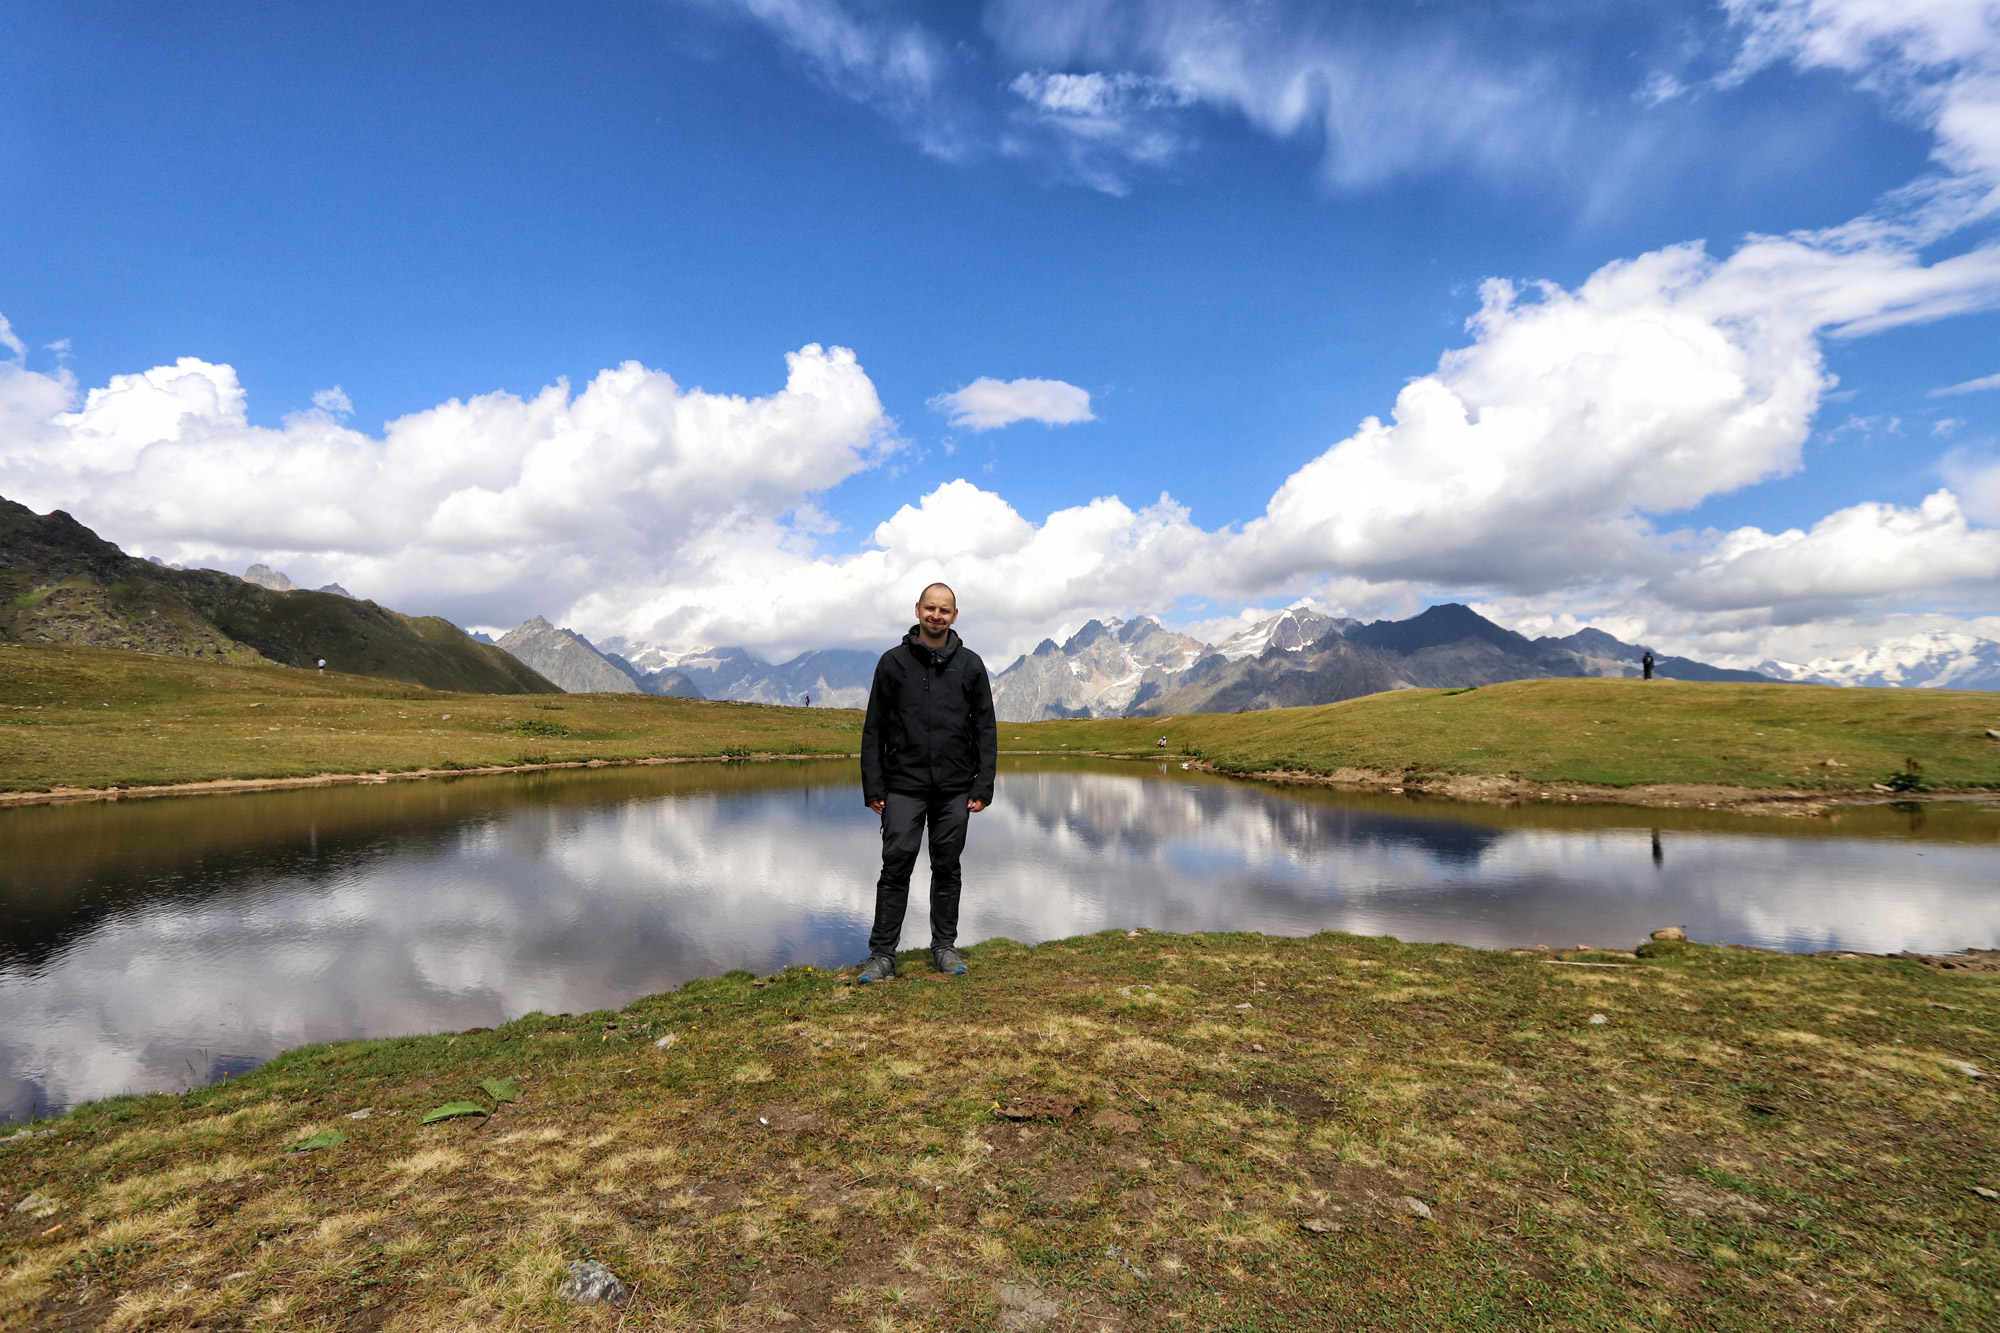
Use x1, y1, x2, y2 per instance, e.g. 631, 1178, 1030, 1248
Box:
0, 343, 894, 631
929, 376, 1096, 431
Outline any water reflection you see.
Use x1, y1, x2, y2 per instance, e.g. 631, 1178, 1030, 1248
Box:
2, 759, 1996, 1117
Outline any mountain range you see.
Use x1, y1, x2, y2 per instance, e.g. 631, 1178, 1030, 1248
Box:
0, 496, 557, 694
989, 602, 1771, 722
504, 601, 1782, 720
1758, 631, 2000, 691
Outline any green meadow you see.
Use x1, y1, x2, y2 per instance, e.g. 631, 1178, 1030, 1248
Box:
5, 642, 2000, 797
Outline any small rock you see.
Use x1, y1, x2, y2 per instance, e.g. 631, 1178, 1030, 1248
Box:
1972, 1186, 1999, 1202
652, 1033, 677, 1049
1399, 1196, 1433, 1220
1234, 1003, 1253, 1010
1589, 1014, 1609, 1025
13, 1193, 55, 1217
1943, 1059, 1985, 1080
346, 1108, 372, 1120
1985, 729, 2000, 740
1090, 1108, 1142, 1134
1299, 1217, 1340, 1233
997, 1280, 1060, 1330
1650, 927, 1687, 942
558, 1260, 628, 1307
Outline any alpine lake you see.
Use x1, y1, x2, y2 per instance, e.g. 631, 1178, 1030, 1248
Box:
4, 755, 1997, 1118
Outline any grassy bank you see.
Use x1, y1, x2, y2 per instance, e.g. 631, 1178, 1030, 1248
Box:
2, 931, 1994, 1331
6, 642, 2000, 799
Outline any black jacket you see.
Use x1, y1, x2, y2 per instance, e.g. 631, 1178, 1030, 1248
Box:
860, 626, 998, 804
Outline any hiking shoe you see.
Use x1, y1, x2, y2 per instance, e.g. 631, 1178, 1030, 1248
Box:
856, 954, 896, 985
932, 946, 967, 976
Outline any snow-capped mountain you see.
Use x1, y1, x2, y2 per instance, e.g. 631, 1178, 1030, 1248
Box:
1760, 632, 2000, 690
1211, 606, 1351, 660
989, 616, 1210, 722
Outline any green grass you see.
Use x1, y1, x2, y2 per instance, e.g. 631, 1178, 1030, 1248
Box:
6, 643, 2000, 798
3, 932, 1994, 1330
1008, 677, 2000, 791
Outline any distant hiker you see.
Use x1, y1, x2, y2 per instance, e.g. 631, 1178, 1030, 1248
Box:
803, 694, 810, 707
316, 658, 326, 672
1641, 650, 1655, 681
857, 582, 998, 983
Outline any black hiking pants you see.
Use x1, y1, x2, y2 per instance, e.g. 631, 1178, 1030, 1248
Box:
869, 790, 970, 957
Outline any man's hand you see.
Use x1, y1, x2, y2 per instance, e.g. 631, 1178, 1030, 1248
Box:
967, 798, 988, 813
868, 799, 885, 814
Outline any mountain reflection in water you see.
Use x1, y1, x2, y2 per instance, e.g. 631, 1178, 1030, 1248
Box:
2, 757, 1996, 1116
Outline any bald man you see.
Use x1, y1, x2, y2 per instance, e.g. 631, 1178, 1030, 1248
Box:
856, 582, 998, 982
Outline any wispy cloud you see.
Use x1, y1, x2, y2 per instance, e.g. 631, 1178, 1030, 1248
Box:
929, 376, 1095, 431
683, 0, 967, 158
1932, 370, 2000, 396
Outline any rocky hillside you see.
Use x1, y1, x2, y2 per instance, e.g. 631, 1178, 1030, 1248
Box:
496, 617, 645, 693
493, 617, 705, 697
0, 496, 558, 694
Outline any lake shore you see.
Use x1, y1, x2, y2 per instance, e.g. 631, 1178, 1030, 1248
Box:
7, 642, 2000, 813
3, 928, 1994, 1331
7, 745, 1998, 816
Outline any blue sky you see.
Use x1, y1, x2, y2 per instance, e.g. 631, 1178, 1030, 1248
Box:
3, 1, 1999, 664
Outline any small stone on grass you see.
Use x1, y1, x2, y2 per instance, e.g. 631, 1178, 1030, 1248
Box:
558, 1259, 628, 1306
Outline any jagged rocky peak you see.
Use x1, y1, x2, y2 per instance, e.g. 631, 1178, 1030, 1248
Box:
495, 616, 643, 694
243, 563, 300, 592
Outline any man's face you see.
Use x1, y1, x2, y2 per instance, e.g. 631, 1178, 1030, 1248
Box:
916, 590, 959, 639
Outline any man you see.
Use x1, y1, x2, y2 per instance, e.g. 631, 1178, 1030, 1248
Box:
857, 582, 998, 983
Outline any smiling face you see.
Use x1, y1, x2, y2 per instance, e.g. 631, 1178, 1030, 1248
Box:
914, 584, 958, 644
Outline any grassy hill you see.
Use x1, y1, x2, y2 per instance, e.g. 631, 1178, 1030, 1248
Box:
0, 643, 861, 793
1016, 677, 2000, 792
2, 930, 1993, 1330
0, 497, 556, 694
5, 645, 1999, 797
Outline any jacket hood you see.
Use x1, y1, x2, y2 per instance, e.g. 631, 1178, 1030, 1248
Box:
903, 624, 962, 665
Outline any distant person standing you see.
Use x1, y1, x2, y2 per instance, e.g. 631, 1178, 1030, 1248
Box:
857, 583, 998, 983
1641, 650, 1655, 681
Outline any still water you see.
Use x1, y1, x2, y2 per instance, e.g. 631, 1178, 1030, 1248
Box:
4, 756, 1998, 1117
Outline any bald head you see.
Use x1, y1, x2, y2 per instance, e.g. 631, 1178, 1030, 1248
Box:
919, 581, 956, 610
